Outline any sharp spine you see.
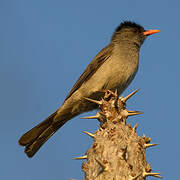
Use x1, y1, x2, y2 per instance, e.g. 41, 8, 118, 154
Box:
81, 115, 100, 119
145, 143, 158, 148
127, 110, 143, 116
122, 89, 140, 102
84, 97, 102, 105
82, 131, 95, 138
143, 172, 162, 178
72, 155, 87, 160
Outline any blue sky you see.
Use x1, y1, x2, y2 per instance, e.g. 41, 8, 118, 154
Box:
1, 0, 179, 179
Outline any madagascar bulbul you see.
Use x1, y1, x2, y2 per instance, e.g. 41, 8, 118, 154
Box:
18, 21, 160, 157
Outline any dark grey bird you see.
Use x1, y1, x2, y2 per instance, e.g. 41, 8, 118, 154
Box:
18, 21, 160, 157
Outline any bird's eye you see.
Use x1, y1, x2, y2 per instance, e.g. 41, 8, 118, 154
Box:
133, 29, 138, 33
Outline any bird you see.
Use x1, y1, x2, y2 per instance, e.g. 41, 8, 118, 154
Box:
18, 21, 160, 158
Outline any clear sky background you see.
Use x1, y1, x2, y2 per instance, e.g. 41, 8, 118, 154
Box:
1, 0, 179, 179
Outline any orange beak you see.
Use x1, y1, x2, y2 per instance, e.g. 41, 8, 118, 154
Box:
143, 29, 160, 36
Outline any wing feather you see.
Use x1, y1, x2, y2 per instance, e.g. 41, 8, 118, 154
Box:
64, 43, 114, 101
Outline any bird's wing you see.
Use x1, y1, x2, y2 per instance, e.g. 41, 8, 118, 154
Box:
64, 43, 114, 101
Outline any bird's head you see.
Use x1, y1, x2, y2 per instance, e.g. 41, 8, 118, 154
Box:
111, 21, 160, 48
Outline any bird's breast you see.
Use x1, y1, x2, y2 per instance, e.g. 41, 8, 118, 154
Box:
62, 50, 139, 114
83, 53, 139, 95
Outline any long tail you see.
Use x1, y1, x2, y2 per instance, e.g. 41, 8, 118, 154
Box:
18, 111, 67, 158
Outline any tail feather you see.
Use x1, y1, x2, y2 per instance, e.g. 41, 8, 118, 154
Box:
18, 111, 57, 146
18, 100, 79, 158
18, 111, 67, 158
25, 125, 55, 157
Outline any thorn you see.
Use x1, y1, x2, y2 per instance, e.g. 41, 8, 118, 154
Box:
121, 109, 143, 118
133, 124, 138, 132
82, 131, 95, 138
122, 89, 140, 103
81, 115, 100, 119
153, 175, 163, 178
145, 143, 158, 148
72, 155, 87, 160
84, 97, 102, 105
127, 110, 143, 116
154, 175, 163, 179
143, 172, 162, 178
